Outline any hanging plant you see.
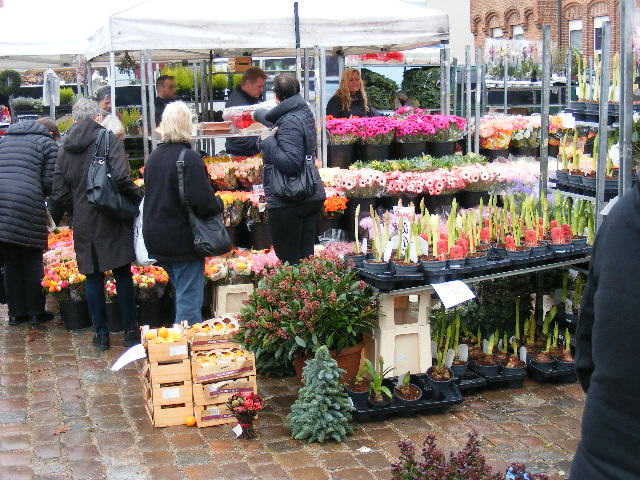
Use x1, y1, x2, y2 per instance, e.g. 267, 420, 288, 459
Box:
117, 52, 138, 76
0, 70, 22, 96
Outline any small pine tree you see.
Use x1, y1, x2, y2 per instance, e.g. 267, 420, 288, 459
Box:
285, 346, 355, 443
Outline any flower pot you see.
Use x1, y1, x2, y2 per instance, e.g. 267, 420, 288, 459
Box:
506, 248, 531, 260
421, 259, 446, 272
327, 144, 356, 168
317, 215, 344, 235
556, 359, 575, 372
446, 258, 466, 269
394, 141, 427, 159
393, 384, 423, 406
345, 377, 371, 405
459, 190, 490, 209
530, 244, 548, 256
549, 243, 571, 254
359, 144, 392, 162
530, 359, 554, 371
491, 245, 507, 257
510, 145, 538, 158
391, 262, 420, 275
451, 361, 469, 379
343, 253, 366, 268
567, 174, 584, 187
368, 392, 393, 408
426, 366, 454, 396
294, 341, 365, 382
249, 222, 272, 250
479, 148, 508, 162
548, 144, 560, 158
605, 178, 618, 190
426, 141, 457, 158
465, 253, 488, 267
572, 236, 588, 248
424, 193, 454, 215
470, 361, 500, 377
105, 301, 123, 333
581, 176, 596, 189
502, 365, 527, 376
555, 170, 569, 185
570, 100, 585, 112
60, 300, 92, 331
363, 260, 389, 274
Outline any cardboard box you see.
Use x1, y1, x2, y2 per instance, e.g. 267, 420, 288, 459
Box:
141, 325, 189, 363
144, 397, 194, 428
144, 358, 191, 385
213, 284, 254, 316
193, 376, 256, 406
144, 376, 193, 406
189, 315, 240, 351
229, 57, 252, 73
194, 403, 236, 428
192, 349, 256, 383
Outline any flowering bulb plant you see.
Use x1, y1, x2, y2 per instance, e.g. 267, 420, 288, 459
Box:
423, 114, 467, 142
322, 196, 348, 217
131, 265, 169, 301
226, 392, 264, 440
326, 116, 360, 145
353, 116, 398, 145
236, 257, 378, 375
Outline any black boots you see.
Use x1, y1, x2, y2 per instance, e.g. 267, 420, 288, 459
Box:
93, 333, 110, 350
123, 330, 138, 348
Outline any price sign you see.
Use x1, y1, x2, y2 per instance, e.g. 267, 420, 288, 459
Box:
432, 281, 476, 309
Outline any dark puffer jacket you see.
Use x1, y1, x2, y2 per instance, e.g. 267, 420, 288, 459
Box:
254, 95, 326, 209
0, 121, 58, 250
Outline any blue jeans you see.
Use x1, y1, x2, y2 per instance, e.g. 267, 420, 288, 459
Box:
161, 259, 204, 326
85, 264, 137, 336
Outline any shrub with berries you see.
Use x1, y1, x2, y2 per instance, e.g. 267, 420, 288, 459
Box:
236, 256, 379, 376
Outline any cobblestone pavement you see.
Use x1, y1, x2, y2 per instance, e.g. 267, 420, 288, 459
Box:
0, 308, 584, 480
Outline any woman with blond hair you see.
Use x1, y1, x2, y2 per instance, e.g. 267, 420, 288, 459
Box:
143, 101, 223, 325
326, 68, 377, 118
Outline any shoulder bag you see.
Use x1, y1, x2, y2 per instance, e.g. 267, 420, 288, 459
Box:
176, 150, 231, 257
86, 129, 138, 220
269, 113, 318, 202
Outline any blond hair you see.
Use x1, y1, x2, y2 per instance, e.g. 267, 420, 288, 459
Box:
160, 101, 192, 143
336, 68, 369, 114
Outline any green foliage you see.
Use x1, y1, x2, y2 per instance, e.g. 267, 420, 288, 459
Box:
285, 346, 355, 443
232, 74, 243, 89
56, 116, 73, 133
211, 73, 228, 91
11, 96, 43, 112
401, 68, 440, 109
236, 256, 379, 376
364, 356, 393, 400
361, 68, 398, 110
160, 64, 194, 95
59, 88, 76, 105
120, 108, 141, 134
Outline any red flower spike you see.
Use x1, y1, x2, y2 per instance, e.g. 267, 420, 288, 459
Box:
449, 245, 464, 260
480, 226, 491, 243
524, 229, 537, 247
505, 235, 516, 251
550, 220, 558, 229
551, 227, 565, 245
561, 224, 573, 241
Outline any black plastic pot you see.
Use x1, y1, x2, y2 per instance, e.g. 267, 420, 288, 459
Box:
465, 253, 488, 267
451, 362, 469, 379
424, 193, 454, 214
549, 243, 571, 254
530, 244, 548, 256
60, 300, 92, 331
447, 258, 466, 269
327, 144, 356, 168
470, 361, 500, 377
570, 101, 586, 112
317, 215, 344, 236
506, 248, 531, 260
555, 170, 569, 185
344, 385, 369, 406
581, 176, 596, 189
556, 360, 576, 372
426, 367, 454, 397
394, 141, 427, 159
530, 359, 554, 371
479, 148, 509, 162
459, 190, 490, 209
491, 245, 507, 258
250, 222, 272, 250
359, 144, 392, 162
510, 146, 539, 158
105, 301, 123, 333
426, 141, 457, 158
344, 253, 366, 268
363, 260, 388, 274
368, 392, 393, 408
572, 236, 588, 248
421, 259, 446, 272
393, 384, 424, 406
392, 262, 420, 275
501, 365, 527, 376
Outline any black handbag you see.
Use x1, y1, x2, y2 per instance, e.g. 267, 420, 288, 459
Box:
270, 113, 319, 202
176, 150, 231, 257
86, 129, 138, 220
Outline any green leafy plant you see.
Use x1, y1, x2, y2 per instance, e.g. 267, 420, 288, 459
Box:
361, 68, 398, 110
211, 73, 228, 91
573, 274, 584, 314
232, 74, 243, 89
542, 306, 557, 337
10, 96, 43, 112
160, 64, 194, 95
401, 67, 440, 109
59, 87, 76, 105
117, 51, 137, 77
565, 328, 571, 352
364, 356, 394, 403
120, 107, 141, 135
56, 116, 73, 133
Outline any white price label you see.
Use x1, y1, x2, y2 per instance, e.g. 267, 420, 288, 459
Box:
347, 397, 354, 408
431, 281, 476, 309
169, 345, 187, 357
361, 238, 368, 253
383, 240, 394, 262
162, 387, 180, 400
232, 424, 243, 438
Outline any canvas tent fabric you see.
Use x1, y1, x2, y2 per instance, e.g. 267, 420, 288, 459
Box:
85, 0, 449, 61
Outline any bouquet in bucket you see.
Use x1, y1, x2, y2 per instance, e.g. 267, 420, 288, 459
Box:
510, 116, 541, 149
206, 160, 237, 190
104, 276, 117, 302
204, 258, 228, 283
248, 249, 280, 278
233, 156, 263, 187
216, 191, 248, 227
226, 392, 264, 439
424, 114, 467, 142
246, 193, 268, 224
227, 256, 253, 283
41, 260, 86, 302
326, 116, 360, 145
322, 196, 348, 218
131, 265, 169, 301
478, 116, 515, 150
353, 116, 398, 145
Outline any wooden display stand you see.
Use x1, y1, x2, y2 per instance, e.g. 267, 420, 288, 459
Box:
369, 292, 433, 374
212, 284, 254, 316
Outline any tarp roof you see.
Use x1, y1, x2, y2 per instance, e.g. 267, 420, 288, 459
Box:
86, 0, 449, 62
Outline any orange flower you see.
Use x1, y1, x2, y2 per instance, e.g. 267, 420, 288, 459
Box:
323, 196, 348, 215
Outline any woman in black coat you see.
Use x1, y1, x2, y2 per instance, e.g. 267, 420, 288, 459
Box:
326, 68, 377, 118
51, 98, 142, 350
0, 120, 58, 325
571, 185, 640, 479
143, 101, 224, 325
254, 74, 326, 265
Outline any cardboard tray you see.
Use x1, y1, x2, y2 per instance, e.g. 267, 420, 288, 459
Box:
191, 350, 256, 383
193, 376, 257, 406
141, 326, 189, 363
144, 358, 191, 385
469, 364, 528, 388
194, 403, 236, 427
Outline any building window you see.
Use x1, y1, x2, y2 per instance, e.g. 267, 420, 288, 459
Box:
512, 25, 524, 40
569, 20, 583, 51
594, 16, 609, 53
492, 27, 503, 39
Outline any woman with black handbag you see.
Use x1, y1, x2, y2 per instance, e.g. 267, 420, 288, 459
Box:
143, 102, 225, 326
50, 98, 142, 350
253, 74, 326, 265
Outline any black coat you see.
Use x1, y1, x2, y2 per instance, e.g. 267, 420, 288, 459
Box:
143, 143, 223, 264
571, 185, 640, 479
154, 96, 174, 127
326, 91, 376, 118
0, 121, 58, 250
254, 95, 326, 210
224, 87, 260, 157
50, 119, 142, 275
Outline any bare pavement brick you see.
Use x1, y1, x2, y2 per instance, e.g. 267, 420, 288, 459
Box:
0, 304, 585, 479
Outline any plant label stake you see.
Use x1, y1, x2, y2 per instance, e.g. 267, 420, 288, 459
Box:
383, 239, 394, 262
431, 340, 438, 359
417, 236, 429, 257
445, 349, 455, 368
361, 238, 367, 254
458, 344, 469, 362
520, 346, 528, 363
482, 339, 489, 354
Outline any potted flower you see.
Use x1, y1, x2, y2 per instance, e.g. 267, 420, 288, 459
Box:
236, 256, 378, 379
471, 333, 499, 377
505, 197, 530, 260
556, 328, 575, 372
354, 116, 398, 161
446, 199, 466, 268
424, 114, 466, 157
344, 205, 366, 267
132, 265, 171, 327
450, 312, 469, 379
390, 215, 421, 275
420, 214, 446, 272
393, 114, 433, 158
393, 371, 422, 405
104, 276, 122, 333
326, 116, 360, 168
334, 169, 386, 241
531, 335, 555, 371
364, 357, 393, 407
363, 210, 390, 274
464, 211, 488, 267
494, 331, 510, 365
509, 116, 540, 158
319, 195, 348, 234
571, 53, 588, 119
426, 324, 454, 393
345, 363, 371, 404
502, 341, 527, 375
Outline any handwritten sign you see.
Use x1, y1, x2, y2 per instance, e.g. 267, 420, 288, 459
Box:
432, 281, 476, 309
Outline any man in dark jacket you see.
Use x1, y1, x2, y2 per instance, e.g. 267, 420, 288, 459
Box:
571, 185, 640, 479
0, 120, 58, 325
154, 75, 177, 127
254, 74, 326, 265
224, 67, 267, 157
51, 98, 142, 349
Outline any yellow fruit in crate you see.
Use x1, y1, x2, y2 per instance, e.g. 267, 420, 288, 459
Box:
155, 337, 167, 343
202, 326, 210, 333
145, 331, 156, 340
185, 415, 196, 427
158, 327, 169, 339
214, 322, 223, 331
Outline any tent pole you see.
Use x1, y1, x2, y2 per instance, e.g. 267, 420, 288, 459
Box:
596, 22, 611, 230
452, 58, 458, 116
320, 48, 327, 168
444, 44, 451, 114
193, 61, 200, 120
503, 56, 508, 115
439, 48, 446, 114
465, 46, 472, 153
146, 50, 157, 151
109, 51, 117, 120
313, 46, 322, 166
474, 47, 482, 154
140, 51, 150, 163
540, 25, 551, 203
200, 62, 207, 125
303, 49, 310, 102
620, 0, 633, 195
87, 63, 93, 97
294, 2, 302, 82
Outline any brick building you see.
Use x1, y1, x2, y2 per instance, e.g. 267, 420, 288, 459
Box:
470, 1, 639, 59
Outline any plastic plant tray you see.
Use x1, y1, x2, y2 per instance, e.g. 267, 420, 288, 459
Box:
469, 363, 527, 387
349, 375, 462, 420
456, 370, 487, 392
527, 362, 577, 383
357, 269, 425, 292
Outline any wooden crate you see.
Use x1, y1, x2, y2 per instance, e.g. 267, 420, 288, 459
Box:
144, 377, 193, 406
145, 359, 191, 385
141, 326, 188, 363
189, 315, 240, 352
194, 403, 236, 428
192, 350, 256, 383
213, 284, 254, 316
193, 376, 256, 406
144, 397, 194, 428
